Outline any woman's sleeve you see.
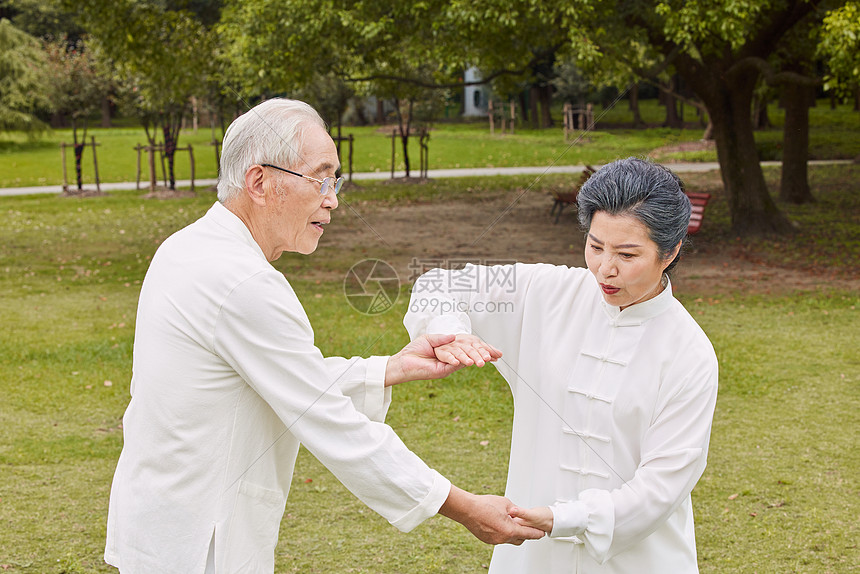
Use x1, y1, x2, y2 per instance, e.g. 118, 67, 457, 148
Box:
403, 262, 536, 376
549, 344, 719, 563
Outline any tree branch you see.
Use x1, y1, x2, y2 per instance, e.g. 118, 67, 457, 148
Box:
340, 43, 564, 89
640, 78, 708, 113
589, 41, 707, 112
727, 56, 821, 87
740, 0, 824, 60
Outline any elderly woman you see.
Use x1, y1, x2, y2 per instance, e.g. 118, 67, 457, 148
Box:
404, 158, 719, 573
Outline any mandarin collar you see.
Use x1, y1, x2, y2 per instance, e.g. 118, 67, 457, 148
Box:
599, 276, 675, 325
206, 201, 267, 261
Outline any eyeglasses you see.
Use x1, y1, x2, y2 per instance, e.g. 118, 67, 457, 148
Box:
260, 163, 344, 196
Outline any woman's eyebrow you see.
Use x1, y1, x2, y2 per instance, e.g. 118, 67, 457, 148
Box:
588, 233, 641, 249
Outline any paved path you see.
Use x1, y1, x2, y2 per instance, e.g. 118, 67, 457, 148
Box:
0, 160, 852, 197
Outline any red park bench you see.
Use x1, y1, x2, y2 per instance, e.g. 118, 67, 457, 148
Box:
685, 192, 711, 235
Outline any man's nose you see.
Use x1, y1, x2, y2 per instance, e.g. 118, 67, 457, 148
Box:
322, 191, 338, 210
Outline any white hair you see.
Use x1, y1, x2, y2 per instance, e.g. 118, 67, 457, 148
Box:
216, 98, 326, 203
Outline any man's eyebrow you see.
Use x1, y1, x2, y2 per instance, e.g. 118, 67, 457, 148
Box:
314, 161, 338, 174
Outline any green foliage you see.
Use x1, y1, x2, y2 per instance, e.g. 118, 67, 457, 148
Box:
2, 0, 84, 40
219, 0, 459, 174
92, 4, 215, 122
72, 0, 220, 190
654, 0, 770, 53
0, 18, 50, 132
42, 38, 108, 138
819, 1, 860, 96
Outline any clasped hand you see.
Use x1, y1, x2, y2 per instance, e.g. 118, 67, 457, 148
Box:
385, 333, 502, 386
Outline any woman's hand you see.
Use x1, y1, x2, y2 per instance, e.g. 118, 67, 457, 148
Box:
508, 505, 554, 534
433, 333, 502, 368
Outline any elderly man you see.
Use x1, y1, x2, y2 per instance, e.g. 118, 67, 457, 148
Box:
104, 98, 541, 573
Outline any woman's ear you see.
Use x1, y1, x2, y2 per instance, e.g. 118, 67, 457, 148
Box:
243, 165, 267, 206
662, 239, 683, 271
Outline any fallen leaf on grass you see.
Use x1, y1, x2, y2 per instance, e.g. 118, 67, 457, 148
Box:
728, 493, 739, 500
104, 380, 113, 387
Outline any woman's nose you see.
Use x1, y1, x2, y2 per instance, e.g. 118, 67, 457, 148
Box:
599, 256, 617, 277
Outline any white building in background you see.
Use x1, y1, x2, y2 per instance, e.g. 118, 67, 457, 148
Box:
463, 67, 491, 117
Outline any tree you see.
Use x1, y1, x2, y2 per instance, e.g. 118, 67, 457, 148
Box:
294, 73, 355, 139
72, 0, 219, 191
570, 0, 830, 234
552, 59, 591, 113
429, 0, 836, 234
2, 0, 84, 41
44, 37, 109, 192
221, 0, 837, 233
220, 0, 458, 178
0, 18, 49, 132
8, 0, 114, 127
772, 11, 825, 205
818, 2, 860, 101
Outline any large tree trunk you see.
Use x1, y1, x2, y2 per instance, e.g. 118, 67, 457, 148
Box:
539, 84, 553, 128
661, 78, 683, 128
779, 80, 815, 204
101, 96, 112, 128
376, 99, 385, 124
518, 91, 529, 124
663, 95, 682, 128
753, 94, 771, 129
72, 121, 87, 191
697, 70, 794, 235
529, 86, 539, 129
394, 98, 413, 178
162, 118, 181, 191
629, 83, 644, 128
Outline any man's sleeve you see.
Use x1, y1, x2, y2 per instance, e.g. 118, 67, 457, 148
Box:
213, 270, 450, 531
323, 355, 391, 422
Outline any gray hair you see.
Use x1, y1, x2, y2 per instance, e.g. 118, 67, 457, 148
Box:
577, 157, 691, 274
216, 98, 326, 203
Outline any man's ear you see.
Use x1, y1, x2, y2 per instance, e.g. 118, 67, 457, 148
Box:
243, 165, 267, 206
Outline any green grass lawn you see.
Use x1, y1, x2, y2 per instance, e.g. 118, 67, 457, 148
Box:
1, 99, 857, 188
1, 165, 858, 572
